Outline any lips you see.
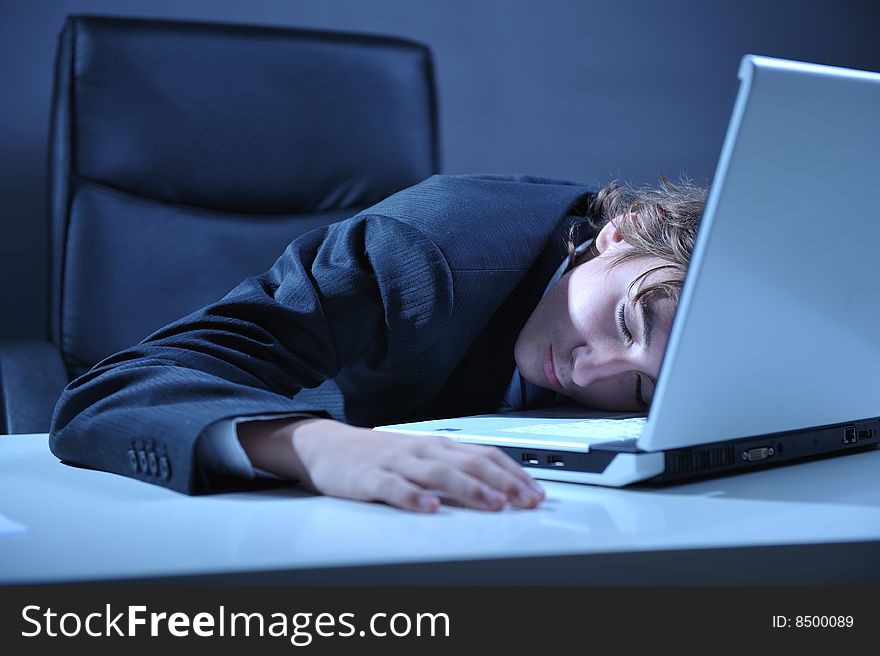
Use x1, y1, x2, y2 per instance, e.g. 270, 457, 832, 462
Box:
543, 344, 562, 389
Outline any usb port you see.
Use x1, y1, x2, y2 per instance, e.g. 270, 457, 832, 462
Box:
547, 455, 565, 467
522, 452, 540, 465
857, 429, 872, 440
843, 426, 857, 444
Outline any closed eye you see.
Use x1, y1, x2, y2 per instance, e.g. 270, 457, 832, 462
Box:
617, 301, 633, 344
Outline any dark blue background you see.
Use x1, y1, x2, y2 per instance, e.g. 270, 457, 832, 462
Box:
2, 0, 878, 339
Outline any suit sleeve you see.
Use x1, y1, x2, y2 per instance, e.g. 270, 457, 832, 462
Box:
49, 214, 452, 494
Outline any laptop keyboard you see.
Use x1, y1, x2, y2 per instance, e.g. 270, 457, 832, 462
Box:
500, 417, 646, 441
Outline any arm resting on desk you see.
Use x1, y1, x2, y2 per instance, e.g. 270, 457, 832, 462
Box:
49, 214, 451, 494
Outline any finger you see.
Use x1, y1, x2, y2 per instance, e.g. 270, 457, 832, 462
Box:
421, 445, 542, 508
358, 470, 440, 513
458, 443, 546, 494
430, 441, 545, 497
395, 457, 507, 511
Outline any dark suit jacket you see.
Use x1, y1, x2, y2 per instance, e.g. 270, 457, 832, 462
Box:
49, 174, 595, 493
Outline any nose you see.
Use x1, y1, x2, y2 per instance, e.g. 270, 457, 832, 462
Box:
568, 343, 630, 389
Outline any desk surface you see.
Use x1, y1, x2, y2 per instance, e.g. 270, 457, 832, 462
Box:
1, 434, 879, 585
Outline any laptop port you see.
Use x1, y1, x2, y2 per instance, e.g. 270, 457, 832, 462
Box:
843, 426, 857, 444
857, 429, 873, 440
547, 455, 565, 467
742, 447, 774, 462
522, 452, 540, 465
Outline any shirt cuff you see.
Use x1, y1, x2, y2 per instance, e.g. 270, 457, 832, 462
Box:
199, 414, 311, 480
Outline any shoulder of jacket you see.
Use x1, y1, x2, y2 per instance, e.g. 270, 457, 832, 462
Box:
356, 175, 593, 272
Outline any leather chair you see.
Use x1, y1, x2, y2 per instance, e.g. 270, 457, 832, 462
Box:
0, 15, 439, 434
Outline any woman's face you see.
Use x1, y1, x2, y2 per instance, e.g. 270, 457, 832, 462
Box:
514, 220, 677, 412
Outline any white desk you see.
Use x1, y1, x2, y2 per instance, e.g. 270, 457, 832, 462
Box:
1, 434, 878, 585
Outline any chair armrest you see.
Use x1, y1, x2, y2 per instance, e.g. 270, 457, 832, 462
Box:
0, 340, 69, 434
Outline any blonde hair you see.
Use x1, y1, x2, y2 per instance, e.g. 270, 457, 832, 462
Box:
568, 177, 708, 304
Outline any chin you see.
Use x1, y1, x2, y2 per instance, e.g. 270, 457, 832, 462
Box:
512, 340, 533, 377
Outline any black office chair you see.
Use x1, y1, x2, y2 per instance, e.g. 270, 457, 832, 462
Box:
0, 15, 440, 434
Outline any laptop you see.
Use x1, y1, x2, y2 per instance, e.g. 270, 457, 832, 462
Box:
374, 54, 880, 486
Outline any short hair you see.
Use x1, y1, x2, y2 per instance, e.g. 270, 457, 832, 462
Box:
567, 177, 708, 305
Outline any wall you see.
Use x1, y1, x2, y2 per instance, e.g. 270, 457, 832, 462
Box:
1, 0, 878, 338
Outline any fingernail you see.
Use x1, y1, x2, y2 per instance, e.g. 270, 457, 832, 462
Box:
480, 487, 506, 508
417, 495, 438, 512
516, 483, 539, 505
529, 481, 545, 497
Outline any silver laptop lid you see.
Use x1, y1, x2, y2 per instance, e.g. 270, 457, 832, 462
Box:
639, 55, 880, 452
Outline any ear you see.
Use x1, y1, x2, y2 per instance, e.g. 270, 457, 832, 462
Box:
594, 215, 630, 254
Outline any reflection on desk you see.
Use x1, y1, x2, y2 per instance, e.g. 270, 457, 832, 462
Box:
1, 435, 878, 585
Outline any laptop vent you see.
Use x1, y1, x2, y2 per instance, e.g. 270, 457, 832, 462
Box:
666, 445, 737, 476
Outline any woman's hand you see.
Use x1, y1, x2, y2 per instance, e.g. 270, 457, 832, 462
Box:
238, 417, 545, 513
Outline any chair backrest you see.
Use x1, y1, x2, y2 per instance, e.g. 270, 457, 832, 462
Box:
48, 15, 440, 378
